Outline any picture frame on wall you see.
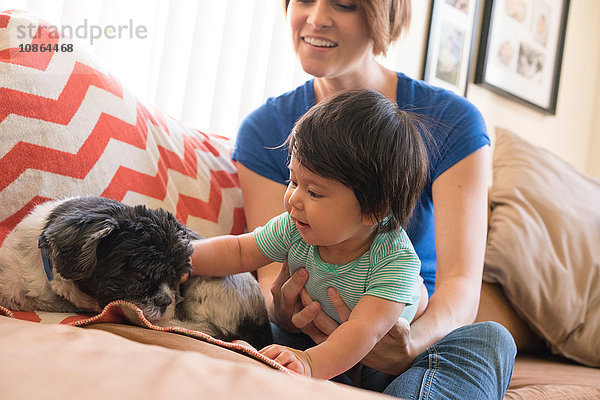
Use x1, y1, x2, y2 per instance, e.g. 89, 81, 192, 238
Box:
423, 0, 481, 96
474, 0, 570, 114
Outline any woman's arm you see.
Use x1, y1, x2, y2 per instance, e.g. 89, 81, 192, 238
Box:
407, 146, 489, 342
261, 294, 405, 379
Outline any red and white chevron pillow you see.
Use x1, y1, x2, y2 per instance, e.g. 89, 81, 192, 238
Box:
0, 9, 246, 246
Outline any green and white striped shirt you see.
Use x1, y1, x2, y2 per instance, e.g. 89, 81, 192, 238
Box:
254, 212, 421, 324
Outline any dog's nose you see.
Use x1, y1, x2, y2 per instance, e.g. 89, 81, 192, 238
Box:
154, 293, 172, 310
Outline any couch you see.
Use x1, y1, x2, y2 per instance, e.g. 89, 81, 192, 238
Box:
1, 9, 599, 399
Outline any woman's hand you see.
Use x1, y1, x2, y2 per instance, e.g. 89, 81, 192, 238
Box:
270, 262, 321, 332
271, 264, 339, 342
360, 316, 415, 375
272, 266, 417, 375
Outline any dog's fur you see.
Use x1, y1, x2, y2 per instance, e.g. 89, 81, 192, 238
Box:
0, 196, 272, 349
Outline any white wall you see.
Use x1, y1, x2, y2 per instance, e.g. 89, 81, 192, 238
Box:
470, 0, 600, 178
587, 52, 600, 178
386, 0, 600, 179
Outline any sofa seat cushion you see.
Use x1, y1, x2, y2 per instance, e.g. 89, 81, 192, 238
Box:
506, 385, 600, 400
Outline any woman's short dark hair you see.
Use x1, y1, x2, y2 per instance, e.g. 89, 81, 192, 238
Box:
287, 89, 428, 232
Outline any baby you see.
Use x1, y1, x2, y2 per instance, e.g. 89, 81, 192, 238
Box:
190, 89, 429, 380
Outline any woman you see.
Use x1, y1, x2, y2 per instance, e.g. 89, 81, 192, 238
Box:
232, 0, 516, 398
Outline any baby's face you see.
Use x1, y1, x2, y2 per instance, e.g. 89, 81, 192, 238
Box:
284, 157, 374, 261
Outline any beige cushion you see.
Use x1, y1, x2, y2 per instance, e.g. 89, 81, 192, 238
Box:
484, 127, 600, 367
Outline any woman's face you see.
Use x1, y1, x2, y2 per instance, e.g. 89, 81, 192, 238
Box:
287, 0, 375, 80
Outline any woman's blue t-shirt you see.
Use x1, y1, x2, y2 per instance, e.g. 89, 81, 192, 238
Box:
232, 72, 490, 296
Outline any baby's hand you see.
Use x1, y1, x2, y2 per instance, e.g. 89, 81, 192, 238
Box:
260, 344, 311, 377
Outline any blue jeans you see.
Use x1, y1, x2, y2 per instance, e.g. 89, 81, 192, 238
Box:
272, 321, 516, 399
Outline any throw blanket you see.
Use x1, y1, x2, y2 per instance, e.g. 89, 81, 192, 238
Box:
0, 300, 289, 373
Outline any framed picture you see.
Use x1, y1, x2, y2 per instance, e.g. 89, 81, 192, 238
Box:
423, 0, 481, 96
474, 0, 570, 114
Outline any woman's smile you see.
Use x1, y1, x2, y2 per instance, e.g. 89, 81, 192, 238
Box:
302, 36, 338, 48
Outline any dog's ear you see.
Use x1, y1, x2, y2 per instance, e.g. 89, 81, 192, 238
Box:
43, 213, 119, 280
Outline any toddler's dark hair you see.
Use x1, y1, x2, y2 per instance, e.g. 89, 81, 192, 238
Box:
287, 89, 428, 232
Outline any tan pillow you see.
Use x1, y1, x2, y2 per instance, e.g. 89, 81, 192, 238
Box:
484, 127, 600, 367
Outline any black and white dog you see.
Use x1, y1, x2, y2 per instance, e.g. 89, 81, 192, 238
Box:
0, 196, 272, 349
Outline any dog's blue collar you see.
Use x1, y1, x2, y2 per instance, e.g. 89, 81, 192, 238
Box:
38, 236, 53, 281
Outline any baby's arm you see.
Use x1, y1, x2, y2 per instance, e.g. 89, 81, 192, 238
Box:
190, 233, 271, 276
261, 294, 405, 379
